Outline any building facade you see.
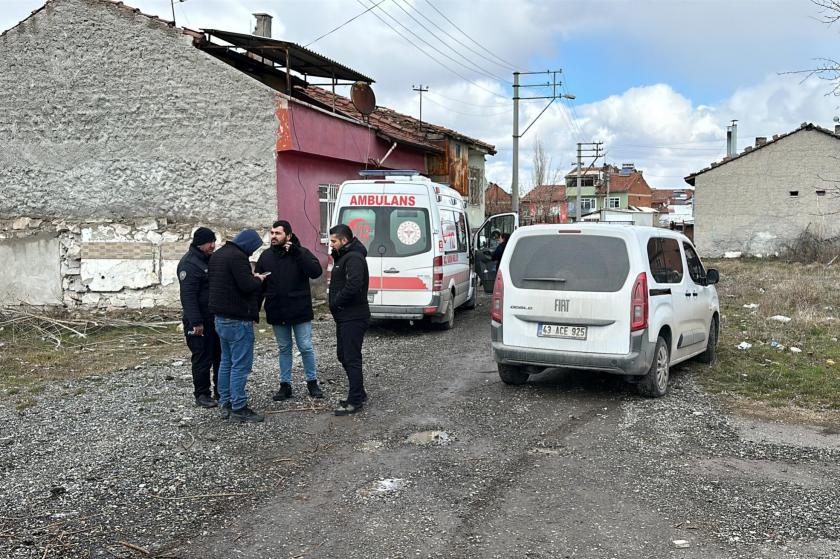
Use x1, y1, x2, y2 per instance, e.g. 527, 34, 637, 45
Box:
685, 123, 840, 257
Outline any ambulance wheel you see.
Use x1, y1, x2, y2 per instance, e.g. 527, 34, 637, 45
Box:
498, 363, 529, 385
462, 277, 477, 310
436, 300, 455, 330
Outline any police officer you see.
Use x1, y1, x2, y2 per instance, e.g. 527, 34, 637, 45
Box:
177, 227, 221, 408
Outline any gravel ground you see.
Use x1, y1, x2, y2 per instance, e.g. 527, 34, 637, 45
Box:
1, 295, 838, 558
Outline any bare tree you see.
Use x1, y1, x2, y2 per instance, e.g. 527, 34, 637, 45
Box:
527, 139, 563, 223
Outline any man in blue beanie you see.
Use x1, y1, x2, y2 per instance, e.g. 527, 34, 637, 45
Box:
208, 229, 268, 423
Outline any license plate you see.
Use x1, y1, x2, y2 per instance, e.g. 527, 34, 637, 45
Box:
537, 323, 587, 340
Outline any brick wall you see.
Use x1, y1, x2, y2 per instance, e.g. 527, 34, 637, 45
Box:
693, 128, 840, 257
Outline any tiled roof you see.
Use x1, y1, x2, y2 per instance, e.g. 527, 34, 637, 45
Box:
684, 122, 840, 185
298, 86, 496, 155
601, 171, 651, 193
485, 183, 511, 202
521, 184, 567, 203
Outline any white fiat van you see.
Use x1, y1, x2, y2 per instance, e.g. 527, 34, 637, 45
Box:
491, 224, 720, 397
330, 170, 476, 329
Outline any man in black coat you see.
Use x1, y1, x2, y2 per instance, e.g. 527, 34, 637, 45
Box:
177, 227, 221, 408
256, 220, 324, 401
208, 229, 268, 423
328, 223, 370, 416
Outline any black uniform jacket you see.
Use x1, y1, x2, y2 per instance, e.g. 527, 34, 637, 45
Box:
328, 238, 370, 322
256, 237, 322, 325
177, 246, 212, 328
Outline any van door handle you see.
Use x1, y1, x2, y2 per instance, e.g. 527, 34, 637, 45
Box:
685, 292, 692, 298
384, 268, 400, 274
692, 292, 698, 297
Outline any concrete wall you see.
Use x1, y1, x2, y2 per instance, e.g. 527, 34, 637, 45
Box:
0, 232, 63, 305
0, 0, 278, 226
693, 129, 840, 257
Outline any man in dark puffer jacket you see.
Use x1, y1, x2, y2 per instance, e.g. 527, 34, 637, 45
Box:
256, 220, 324, 402
208, 229, 267, 423
328, 224, 370, 416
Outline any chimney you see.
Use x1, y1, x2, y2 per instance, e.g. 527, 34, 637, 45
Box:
253, 13, 272, 37
835, 125, 840, 135
726, 120, 738, 157
755, 137, 767, 147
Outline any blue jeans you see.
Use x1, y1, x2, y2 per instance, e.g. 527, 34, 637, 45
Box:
272, 322, 317, 384
215, 317, 255, 411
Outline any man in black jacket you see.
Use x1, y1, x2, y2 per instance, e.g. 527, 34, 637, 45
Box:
177, 227, 221, 408
256, 220, 324, 401
208, 229, 267, 423
328, 224, 370, 416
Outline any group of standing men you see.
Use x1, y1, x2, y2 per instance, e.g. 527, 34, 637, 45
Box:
176, 221, 370, 423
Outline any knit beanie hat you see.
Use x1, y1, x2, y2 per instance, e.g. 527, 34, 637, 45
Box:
232, 229, 263, 256
190, 227, 216, 247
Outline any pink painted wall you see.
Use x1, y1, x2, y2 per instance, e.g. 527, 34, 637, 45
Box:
275, 99, 428, 268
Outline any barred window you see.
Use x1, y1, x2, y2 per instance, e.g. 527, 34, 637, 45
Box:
318, 184, 339, 243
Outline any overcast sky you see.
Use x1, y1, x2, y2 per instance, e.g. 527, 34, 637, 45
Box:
2, 0, 839, 192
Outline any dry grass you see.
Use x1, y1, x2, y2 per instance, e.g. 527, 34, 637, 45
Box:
683, 258, 840, 413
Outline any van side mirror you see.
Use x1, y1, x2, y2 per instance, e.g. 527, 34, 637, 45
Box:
705, 269, 720, 285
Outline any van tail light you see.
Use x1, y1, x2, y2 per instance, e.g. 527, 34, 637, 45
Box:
432, 255, 443, 291
491, 271, 504, 323
630, 272, 648, 332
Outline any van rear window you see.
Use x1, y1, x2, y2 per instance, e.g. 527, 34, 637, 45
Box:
338, 207, 431, 257
509, 235, 630, 292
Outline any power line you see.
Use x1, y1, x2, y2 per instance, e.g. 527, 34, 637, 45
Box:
389, 0, 511, 84
425, 90, 510, 109
305, 0, 388, 47
423, 0, 516, 71
366, 0, 506, 86
422, 94, 511, 117
355, 0, 508, 100
394, 0, 515, 74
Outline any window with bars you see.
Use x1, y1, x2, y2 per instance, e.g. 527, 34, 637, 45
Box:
318, 184, 339, 243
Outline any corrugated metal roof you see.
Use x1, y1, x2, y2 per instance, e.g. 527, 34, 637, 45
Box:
202, 29, 373, 83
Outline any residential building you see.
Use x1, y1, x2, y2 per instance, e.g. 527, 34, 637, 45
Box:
485, 183, 512, 217
519, 185, 567, 224
685, 123, 840, 257
0, 0, 495, 308
562, 163, 653, 220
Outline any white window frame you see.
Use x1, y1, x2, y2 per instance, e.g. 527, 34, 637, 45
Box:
581, 197, 596, 213
608, 196, 621, 209
318, 184, 339, 243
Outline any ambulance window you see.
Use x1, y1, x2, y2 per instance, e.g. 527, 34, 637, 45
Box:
456, 213, 468, 253
338, 208, 376, 249
440, 210, 459, 254
389, 208, 430, 256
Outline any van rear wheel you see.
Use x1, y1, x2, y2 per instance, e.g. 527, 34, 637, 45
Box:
638, 336, 669, 398
498, 363, 529, 385
434, 300, 455, 330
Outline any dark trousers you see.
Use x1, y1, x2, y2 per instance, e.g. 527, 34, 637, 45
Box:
184, 319, 221, 399
336, 318, 369, 405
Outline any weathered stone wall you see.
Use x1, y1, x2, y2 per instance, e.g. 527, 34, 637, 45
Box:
694, 129, 840, 257
0, 0, 278, 227
0, 218, 267, 310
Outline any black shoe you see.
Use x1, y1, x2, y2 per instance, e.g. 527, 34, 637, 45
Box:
339, 394, 368, 407
230, 406, 265, 423
307, 380, 324, 399
334, 402, 363, 416
220, 403, 231, 420
195, 394, 218, 408
272, 383, 293, 401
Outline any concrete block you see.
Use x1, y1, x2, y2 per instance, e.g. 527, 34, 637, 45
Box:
0, 234, 63, 305
81, 259, 159, 292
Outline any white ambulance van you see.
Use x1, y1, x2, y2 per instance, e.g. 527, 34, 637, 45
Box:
330, 170, 476, 329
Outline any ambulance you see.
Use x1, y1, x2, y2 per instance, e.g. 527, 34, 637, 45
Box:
330, 170, 476, 329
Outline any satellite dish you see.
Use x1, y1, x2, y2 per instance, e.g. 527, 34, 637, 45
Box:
351, 82, 376, 116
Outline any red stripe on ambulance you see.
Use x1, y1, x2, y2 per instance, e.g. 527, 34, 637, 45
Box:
368, 276, 428, 290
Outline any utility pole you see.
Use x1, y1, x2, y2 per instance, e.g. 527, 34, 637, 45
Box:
574, 141, 604, 221
412, 84, 429, 127
512, 73, 520, 214
511, 70, 575, 216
